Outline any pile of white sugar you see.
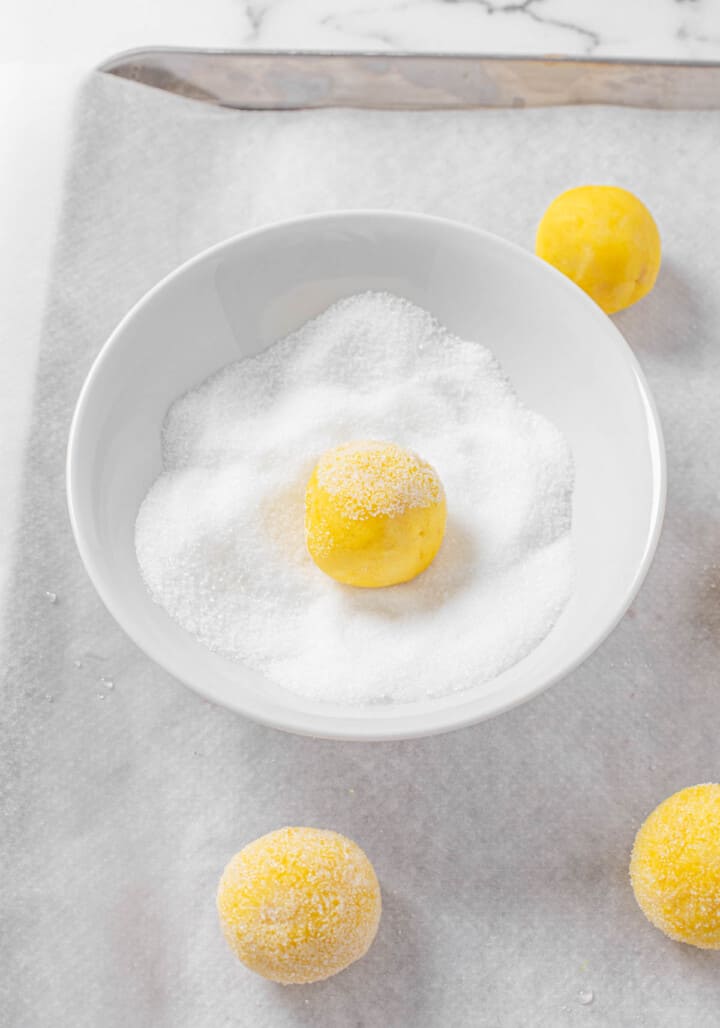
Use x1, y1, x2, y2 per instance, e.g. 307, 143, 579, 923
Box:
135, 292, 574, 704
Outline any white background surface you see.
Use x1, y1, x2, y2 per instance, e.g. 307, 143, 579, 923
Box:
0, 65, 85, 610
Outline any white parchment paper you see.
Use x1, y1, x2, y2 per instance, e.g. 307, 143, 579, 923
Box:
3, 72, 720, 1027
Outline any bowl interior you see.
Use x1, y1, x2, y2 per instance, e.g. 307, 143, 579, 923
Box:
68, 212, 665, 739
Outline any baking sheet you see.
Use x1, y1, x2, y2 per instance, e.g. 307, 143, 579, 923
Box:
3, 71, 720, 1027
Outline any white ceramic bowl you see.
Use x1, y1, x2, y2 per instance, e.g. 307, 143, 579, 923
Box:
67, 211, 665, 740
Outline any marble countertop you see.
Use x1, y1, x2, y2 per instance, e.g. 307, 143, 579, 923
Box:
5, 0, 720, 66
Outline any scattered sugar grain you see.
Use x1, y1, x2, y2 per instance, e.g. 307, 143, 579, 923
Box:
135, 292, 574, 704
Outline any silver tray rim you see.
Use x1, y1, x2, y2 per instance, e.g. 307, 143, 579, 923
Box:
98, 47, 720, 111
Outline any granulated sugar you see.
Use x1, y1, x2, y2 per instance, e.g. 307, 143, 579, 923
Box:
135, 292, 574, 704
314, 440, 444, 520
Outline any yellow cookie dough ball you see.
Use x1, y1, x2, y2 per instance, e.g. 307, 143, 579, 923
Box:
535, 185, 661, 314
217, 826, 382, 983
630, 784, 720, 949
305, 440, 447, 588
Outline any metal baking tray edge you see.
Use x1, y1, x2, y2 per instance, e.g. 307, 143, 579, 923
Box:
100, 48, 720, 110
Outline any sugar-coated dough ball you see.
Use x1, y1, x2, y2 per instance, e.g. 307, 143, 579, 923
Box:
305, 440, 447, 588
630, 783, 720, 949
217, 826, 382, 983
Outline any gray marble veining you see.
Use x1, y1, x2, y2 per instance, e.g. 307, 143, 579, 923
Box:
4, 0, 720, 64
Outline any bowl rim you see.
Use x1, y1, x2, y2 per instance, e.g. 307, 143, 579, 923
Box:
66, 208, 667, 741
